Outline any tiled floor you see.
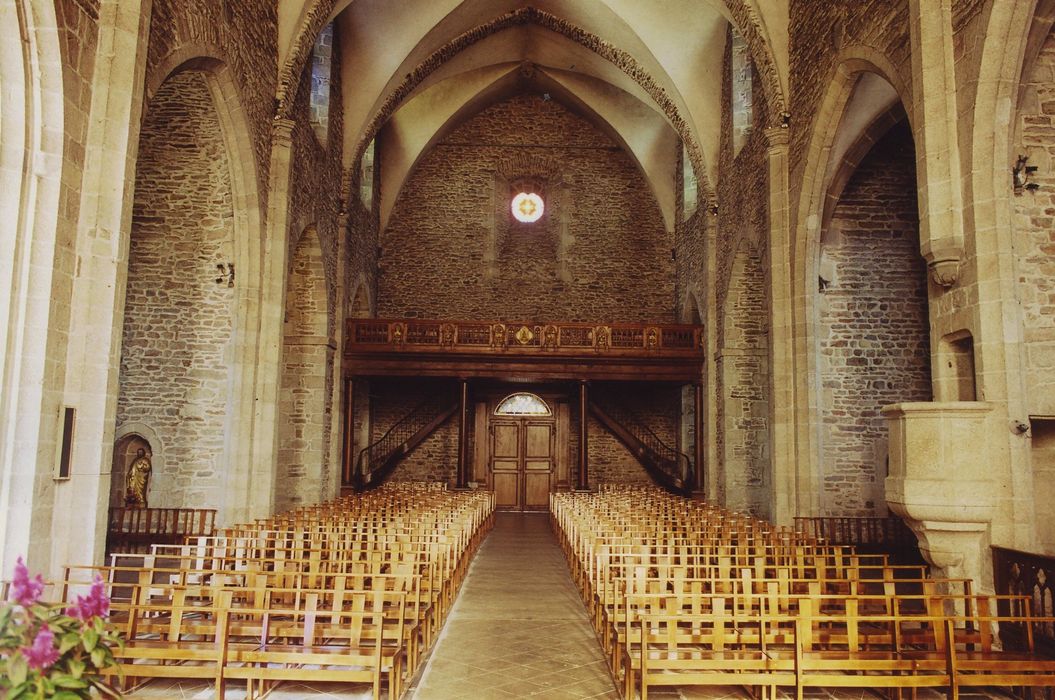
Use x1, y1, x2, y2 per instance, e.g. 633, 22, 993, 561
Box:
409, 511, 620, 699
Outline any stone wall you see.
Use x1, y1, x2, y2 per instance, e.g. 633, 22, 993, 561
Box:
819, 122, 931, 516
379, 93, 674, 323
116, 71, 234, 511
714, 27, 772, 519
371, 380, 460, 485
1014, 29, 1055, 554
1014, 31, 1055, 419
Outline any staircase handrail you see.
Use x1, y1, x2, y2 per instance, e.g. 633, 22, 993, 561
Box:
357, 392, 452, 487
590, 393, 693, 494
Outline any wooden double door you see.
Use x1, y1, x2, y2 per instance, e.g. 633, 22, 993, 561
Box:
490, 417, 554, 510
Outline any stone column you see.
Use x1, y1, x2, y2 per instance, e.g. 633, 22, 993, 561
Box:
908, 0, 966, 286
883, 402, 995, 588
48, 0, 153, 575
231, 117, 295, 523
764, 126, 798, 524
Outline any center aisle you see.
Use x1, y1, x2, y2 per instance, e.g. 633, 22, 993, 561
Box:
410, 512, 620, 699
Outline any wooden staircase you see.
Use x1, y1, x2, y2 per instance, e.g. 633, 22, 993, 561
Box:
589, 394, 693, 496
356, 393, 459, 490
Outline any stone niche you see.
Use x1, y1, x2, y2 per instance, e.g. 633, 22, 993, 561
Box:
883, 402, 995, 589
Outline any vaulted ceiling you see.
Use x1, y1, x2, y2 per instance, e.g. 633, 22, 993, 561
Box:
278, 0, 790, 232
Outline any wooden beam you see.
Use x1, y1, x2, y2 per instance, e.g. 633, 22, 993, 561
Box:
343, 353, 702, 382
457, 380, 469, 488
578, 381, 589, 490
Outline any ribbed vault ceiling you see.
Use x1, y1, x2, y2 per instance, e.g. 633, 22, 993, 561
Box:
278, 0, 790, 232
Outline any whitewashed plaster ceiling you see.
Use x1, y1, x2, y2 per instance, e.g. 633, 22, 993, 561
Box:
278, 0, 790, 232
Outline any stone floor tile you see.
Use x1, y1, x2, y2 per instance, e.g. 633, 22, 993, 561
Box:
409, 513, 619, 700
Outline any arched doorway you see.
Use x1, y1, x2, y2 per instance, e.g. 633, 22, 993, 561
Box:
490, 393, 556, 511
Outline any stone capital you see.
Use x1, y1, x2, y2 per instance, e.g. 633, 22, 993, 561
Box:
272, 117, 296, 145
763, 126, 790, 154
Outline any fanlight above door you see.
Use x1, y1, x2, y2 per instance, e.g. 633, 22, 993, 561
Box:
494, 392, 551, 416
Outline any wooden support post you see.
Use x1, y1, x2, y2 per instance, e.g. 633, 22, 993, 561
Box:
457, 380, 469, 488
694, 382, 704, 494
578, 381, 589, 490
341, 379, 356, 488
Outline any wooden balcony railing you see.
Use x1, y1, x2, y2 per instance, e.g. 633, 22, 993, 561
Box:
348, 318, 702, 354
344, 318, 704, 381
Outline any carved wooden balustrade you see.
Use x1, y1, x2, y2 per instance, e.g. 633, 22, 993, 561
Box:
344, 318, 704, 382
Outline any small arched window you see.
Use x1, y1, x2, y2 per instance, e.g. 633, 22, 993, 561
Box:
494, 392, 551, 416
309, 23, 334, 145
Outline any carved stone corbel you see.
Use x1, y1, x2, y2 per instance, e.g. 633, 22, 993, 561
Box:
928, 258, 960, 288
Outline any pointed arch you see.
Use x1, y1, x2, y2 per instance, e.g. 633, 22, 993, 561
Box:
277, 226, 330, 510
717, 240, 770, 518
790, 51, 916, 518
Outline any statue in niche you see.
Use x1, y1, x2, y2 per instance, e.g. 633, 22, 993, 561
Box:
124, 448, 152, 508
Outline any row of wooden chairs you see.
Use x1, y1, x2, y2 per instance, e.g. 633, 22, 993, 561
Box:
552, 486, 1055, 699
56, 482, 494, 699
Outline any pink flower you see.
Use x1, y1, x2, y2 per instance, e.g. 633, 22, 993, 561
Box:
66, 575, 110, 621
9, 556, 45, 607
21, 626, 59, 670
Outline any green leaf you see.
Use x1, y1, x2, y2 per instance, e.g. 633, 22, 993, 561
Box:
7, 653, 27, 686
53, 675, 89, 689
5, 682, 28, 698
60, 631, 81, 654
82, 628, 99, 652
68, 657, 86, 679
52, 691, 83, 700
90, 646, 107, 668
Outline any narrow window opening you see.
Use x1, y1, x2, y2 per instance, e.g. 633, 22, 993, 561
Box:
309, 23, 334, 145
731, 29, 753, 157
360, 138, 375, 210
682, 144, 698, 220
